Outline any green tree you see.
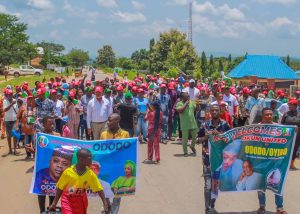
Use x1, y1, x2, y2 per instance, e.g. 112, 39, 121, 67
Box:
66, 49, 89, 67
218, 60, 224, 72
286, 55, 290, 66
149, 38, 155, 73
131, 49, 149, 65
37, 41, 65, 66
116, 57, 135, 70
0, 13, 37, 66
200, 51, 208, 76
208, 54, 215, 76
96, 45, 116, 68
149, 29, 199, 73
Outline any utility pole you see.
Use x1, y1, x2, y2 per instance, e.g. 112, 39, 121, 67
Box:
188, 0, 193, 44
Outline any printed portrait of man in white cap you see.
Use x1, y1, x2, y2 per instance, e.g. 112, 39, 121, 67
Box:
217, 139, 243, 191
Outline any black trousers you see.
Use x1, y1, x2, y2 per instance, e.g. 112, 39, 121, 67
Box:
38, 195, 55, 213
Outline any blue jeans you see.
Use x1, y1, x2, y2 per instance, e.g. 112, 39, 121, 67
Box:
136, 115, 148, 140
258, 191, 283, 209
161, 114, 168, 140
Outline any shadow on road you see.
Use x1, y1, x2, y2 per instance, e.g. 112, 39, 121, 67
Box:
173, 153, 197, 157
170, 142, 182, 145
26, 166, 34, 174
220, 211, 275, 214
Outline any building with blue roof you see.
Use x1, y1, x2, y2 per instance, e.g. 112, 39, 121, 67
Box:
228, 55, 299, 88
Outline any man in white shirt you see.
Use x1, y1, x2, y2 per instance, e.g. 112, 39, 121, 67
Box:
3, 89, 19, 155
87, 87, 113, 140
183, 79, 200, 101
50, 89, 65, 134
223, 86, 239, 119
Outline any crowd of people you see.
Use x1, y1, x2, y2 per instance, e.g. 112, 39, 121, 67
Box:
1, 70, 299, 214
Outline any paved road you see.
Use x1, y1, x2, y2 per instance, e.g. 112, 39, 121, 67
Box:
1, 70, 300, 214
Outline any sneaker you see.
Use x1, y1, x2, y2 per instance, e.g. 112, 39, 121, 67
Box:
143, 138, 148, 143
257, 207, 266, 214
189, 145, 197, 154
184, 153, 188, 157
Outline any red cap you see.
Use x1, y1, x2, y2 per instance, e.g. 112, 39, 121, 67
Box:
16, 85, 20, 90
36, 89, 43, 95
50, 89, 57, 95
242, 87, 250, 94
24, 82, 29, 85
276, 90, 283, 95
23, 84, 28, 90
27, 95, 33, 99
160, 84, 167, 88
296, 90, 300, 95
132, 86, 138, 92
86, 80, 91, 86
95, 86, 103, 93
74, 82, 79, 86
279, 93, 285, 98
288, 99, 298, 105
48, 81, 52, 85
117, 86, 124, 91
69, 91, 75, 97
138, 88, 144, 93
168, 82, 175, 90
5, 89, 13, 95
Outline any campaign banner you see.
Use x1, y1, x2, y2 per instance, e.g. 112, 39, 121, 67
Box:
209, 124, 296, 195
30, 133, 139, 199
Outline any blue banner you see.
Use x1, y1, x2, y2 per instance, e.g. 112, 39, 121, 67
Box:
30, 133, 139, 199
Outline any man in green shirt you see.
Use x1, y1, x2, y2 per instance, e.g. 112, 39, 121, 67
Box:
270, 100, 280, 123
176, 92, 198, 156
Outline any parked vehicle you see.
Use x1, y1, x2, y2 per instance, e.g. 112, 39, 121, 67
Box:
8, 65, 44, 77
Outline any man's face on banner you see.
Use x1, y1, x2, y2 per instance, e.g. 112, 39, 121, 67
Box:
222, 152, 237, 171
49, 156, 71, 181
242, 161, 253, 176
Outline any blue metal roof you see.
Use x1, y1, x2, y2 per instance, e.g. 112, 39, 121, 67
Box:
228, 55, 299, 80
296, 70, 300, 74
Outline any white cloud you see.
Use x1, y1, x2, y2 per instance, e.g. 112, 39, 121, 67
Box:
193, 1, 218, 15
270, 17, 293, 28
113, 11, 146, 23
219, 4, 245, 21
132, 1, 145, 10
27, 0, 54, 10
256, 0, 299, 4
52, 18, 65, 25
166, 18, 175, 24
96, 0, 118, 8
169, 0, 189, 5
64, 1, 101, 24
0, 4, 8, 13
80, 29, 103, 40
193, 2, 245, 21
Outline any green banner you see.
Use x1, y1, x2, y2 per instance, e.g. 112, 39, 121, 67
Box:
209, 124, 296, 195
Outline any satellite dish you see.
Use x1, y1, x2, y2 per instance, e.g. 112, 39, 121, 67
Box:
36, 47, 44, 55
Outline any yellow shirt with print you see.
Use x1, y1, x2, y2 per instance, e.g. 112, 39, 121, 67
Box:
57, 165, 103, 195
100, 128, 130, 140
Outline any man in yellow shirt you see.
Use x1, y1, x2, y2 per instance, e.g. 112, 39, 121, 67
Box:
49, 148, 109, 214
100, 113, 130, 140
100, 113, 130, 214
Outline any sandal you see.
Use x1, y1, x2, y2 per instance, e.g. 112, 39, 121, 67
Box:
276, 209, 287, 214
257, 207, 265, 214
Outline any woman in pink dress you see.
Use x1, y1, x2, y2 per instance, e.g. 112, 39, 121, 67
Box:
64, 91, 82, 139
144, 100, 163, 164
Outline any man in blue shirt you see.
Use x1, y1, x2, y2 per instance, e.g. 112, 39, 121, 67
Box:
134, 88, 149, 143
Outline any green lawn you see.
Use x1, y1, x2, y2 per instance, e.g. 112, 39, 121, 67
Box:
0, 70, 67, 89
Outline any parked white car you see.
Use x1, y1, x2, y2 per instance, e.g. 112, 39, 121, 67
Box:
9, 65, 44, 77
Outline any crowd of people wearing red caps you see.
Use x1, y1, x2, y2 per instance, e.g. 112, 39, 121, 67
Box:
1, 72, 300, 162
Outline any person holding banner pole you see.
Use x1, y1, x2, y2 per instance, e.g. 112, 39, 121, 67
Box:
198, 104, 231, 214
49, 148, 109, 214
37, 117, 60, 214
257, 107, 287, 214
100, 113, 130, 214
281, 98, 300, 170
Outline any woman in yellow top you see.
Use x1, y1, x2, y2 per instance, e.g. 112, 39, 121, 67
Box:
49, 148, 109, 214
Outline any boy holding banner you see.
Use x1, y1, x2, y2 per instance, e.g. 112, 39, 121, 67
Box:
49, 148, 109, 214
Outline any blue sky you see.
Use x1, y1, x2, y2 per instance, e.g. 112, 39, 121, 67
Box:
1, 0, 300, 58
